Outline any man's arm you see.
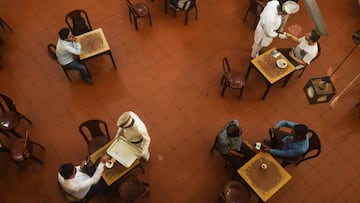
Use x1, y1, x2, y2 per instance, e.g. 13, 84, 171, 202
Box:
228, 150, 245, 158
275, 120, 297, 129
284, 32, 299, 43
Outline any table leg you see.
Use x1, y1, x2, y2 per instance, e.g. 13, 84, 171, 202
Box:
262, 83, 271, 100
282, 72, 294, 88
106, 50, 117, 70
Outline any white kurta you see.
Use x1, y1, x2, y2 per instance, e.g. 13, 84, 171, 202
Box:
251, 0, 282, 58
115, 111, 151, 160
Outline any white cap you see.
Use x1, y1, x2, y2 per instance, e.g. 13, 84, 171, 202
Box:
282, 1, 300, 14
117, 111, 133, 128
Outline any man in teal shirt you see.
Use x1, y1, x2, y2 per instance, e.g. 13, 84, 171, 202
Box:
263, 120, 309, 158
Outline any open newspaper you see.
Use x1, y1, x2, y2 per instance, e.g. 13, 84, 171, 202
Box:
106, 136, 141, 168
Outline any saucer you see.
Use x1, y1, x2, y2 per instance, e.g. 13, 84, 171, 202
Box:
276, 58, 288, 69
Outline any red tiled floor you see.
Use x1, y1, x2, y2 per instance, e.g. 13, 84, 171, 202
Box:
0, 0, 360, 202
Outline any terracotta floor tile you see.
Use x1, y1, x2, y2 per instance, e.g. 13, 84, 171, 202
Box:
1, 0, 360, 202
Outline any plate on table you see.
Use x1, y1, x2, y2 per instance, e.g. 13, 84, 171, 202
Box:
276, 59, 288, 69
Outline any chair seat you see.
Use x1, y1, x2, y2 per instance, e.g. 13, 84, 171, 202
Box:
133, 3, 149, 16
225, 71, 245, 88
11, 137, 30, 161
88, 136, 110, 154
0, 111, 20, 130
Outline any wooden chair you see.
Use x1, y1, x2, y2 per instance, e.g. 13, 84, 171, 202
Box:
0, 93, 32, 138
118, 175, 150, 203
47, 44, 72, 81
126, 0, 152, 31
79, 119, 111, 154
220, 57, 246, 98
169, 0, 198, 25
9, 130, 45, 165
65, 9, 92, 36
243, 0, 267, 29
281, 129, 321, 167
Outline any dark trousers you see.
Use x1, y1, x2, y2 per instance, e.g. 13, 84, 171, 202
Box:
277, 48, 300, 66
81, 158, 109, 199
226, 144, 256, 169
64, 60, 91, 82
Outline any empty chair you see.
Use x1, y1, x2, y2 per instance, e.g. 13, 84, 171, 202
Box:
220, 57, 246, 98
243, 0, 267, 29
169, 0, 198, 25
9, 130, 45, 165
65, 9, 92, 36
280, 129, 321, 167
79, 119, 111, 154
47, 44, 72, 81
0, 93, 32, 138
118, 175, 149, 203
126, 0, 152, 31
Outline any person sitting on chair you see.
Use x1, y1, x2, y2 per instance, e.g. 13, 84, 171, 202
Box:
56, 27, 93, 85
215, 119, 256, 168
278, 29, 320, 70
262, 120, 309, 158
58, 154, 110, 200
115, 111, 151, 161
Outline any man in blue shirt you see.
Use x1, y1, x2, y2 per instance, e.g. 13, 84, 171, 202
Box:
215, 119, 256, 168
263, 120, 309, 158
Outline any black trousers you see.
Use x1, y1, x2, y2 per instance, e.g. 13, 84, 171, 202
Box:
81, 158, 109, 199
226, 144, 256, 169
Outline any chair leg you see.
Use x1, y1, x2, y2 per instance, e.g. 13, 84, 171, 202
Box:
19, 113, 32, 125
29, 141, 45, 164
243, 8, 250, 22
298, 69, 305, 78
134, 17, 139, 31
184, 11, 189, 25
128, 9, 133, 24
63, 69, 72, 81
239, 86, 245, 99
221, 84, 227, 97
194, 6, 198, 19
148, 12, 152, 26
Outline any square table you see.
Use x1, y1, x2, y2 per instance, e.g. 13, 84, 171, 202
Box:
76, 28, 117, 70
237, 151, 291, 202
245, 48, 296, 99
89, 141, 144, 186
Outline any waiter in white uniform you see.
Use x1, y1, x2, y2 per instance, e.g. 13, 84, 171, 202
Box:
251, 0, 299, 58
115, 111, 151, 161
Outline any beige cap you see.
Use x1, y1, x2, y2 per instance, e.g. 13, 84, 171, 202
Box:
282, 1, 299, 14
117, 111, 133, 128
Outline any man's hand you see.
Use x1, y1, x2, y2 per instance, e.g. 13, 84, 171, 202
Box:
100, 154, 110, 163
73, 36, 78, 42
229, 150, 245, 158
262, 146, 270, 152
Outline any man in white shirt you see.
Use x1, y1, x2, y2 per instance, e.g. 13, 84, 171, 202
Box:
278, 29, 320, 70
115, 111, 151, 161
58, 154, 110, 200
56, 28, 93, 85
